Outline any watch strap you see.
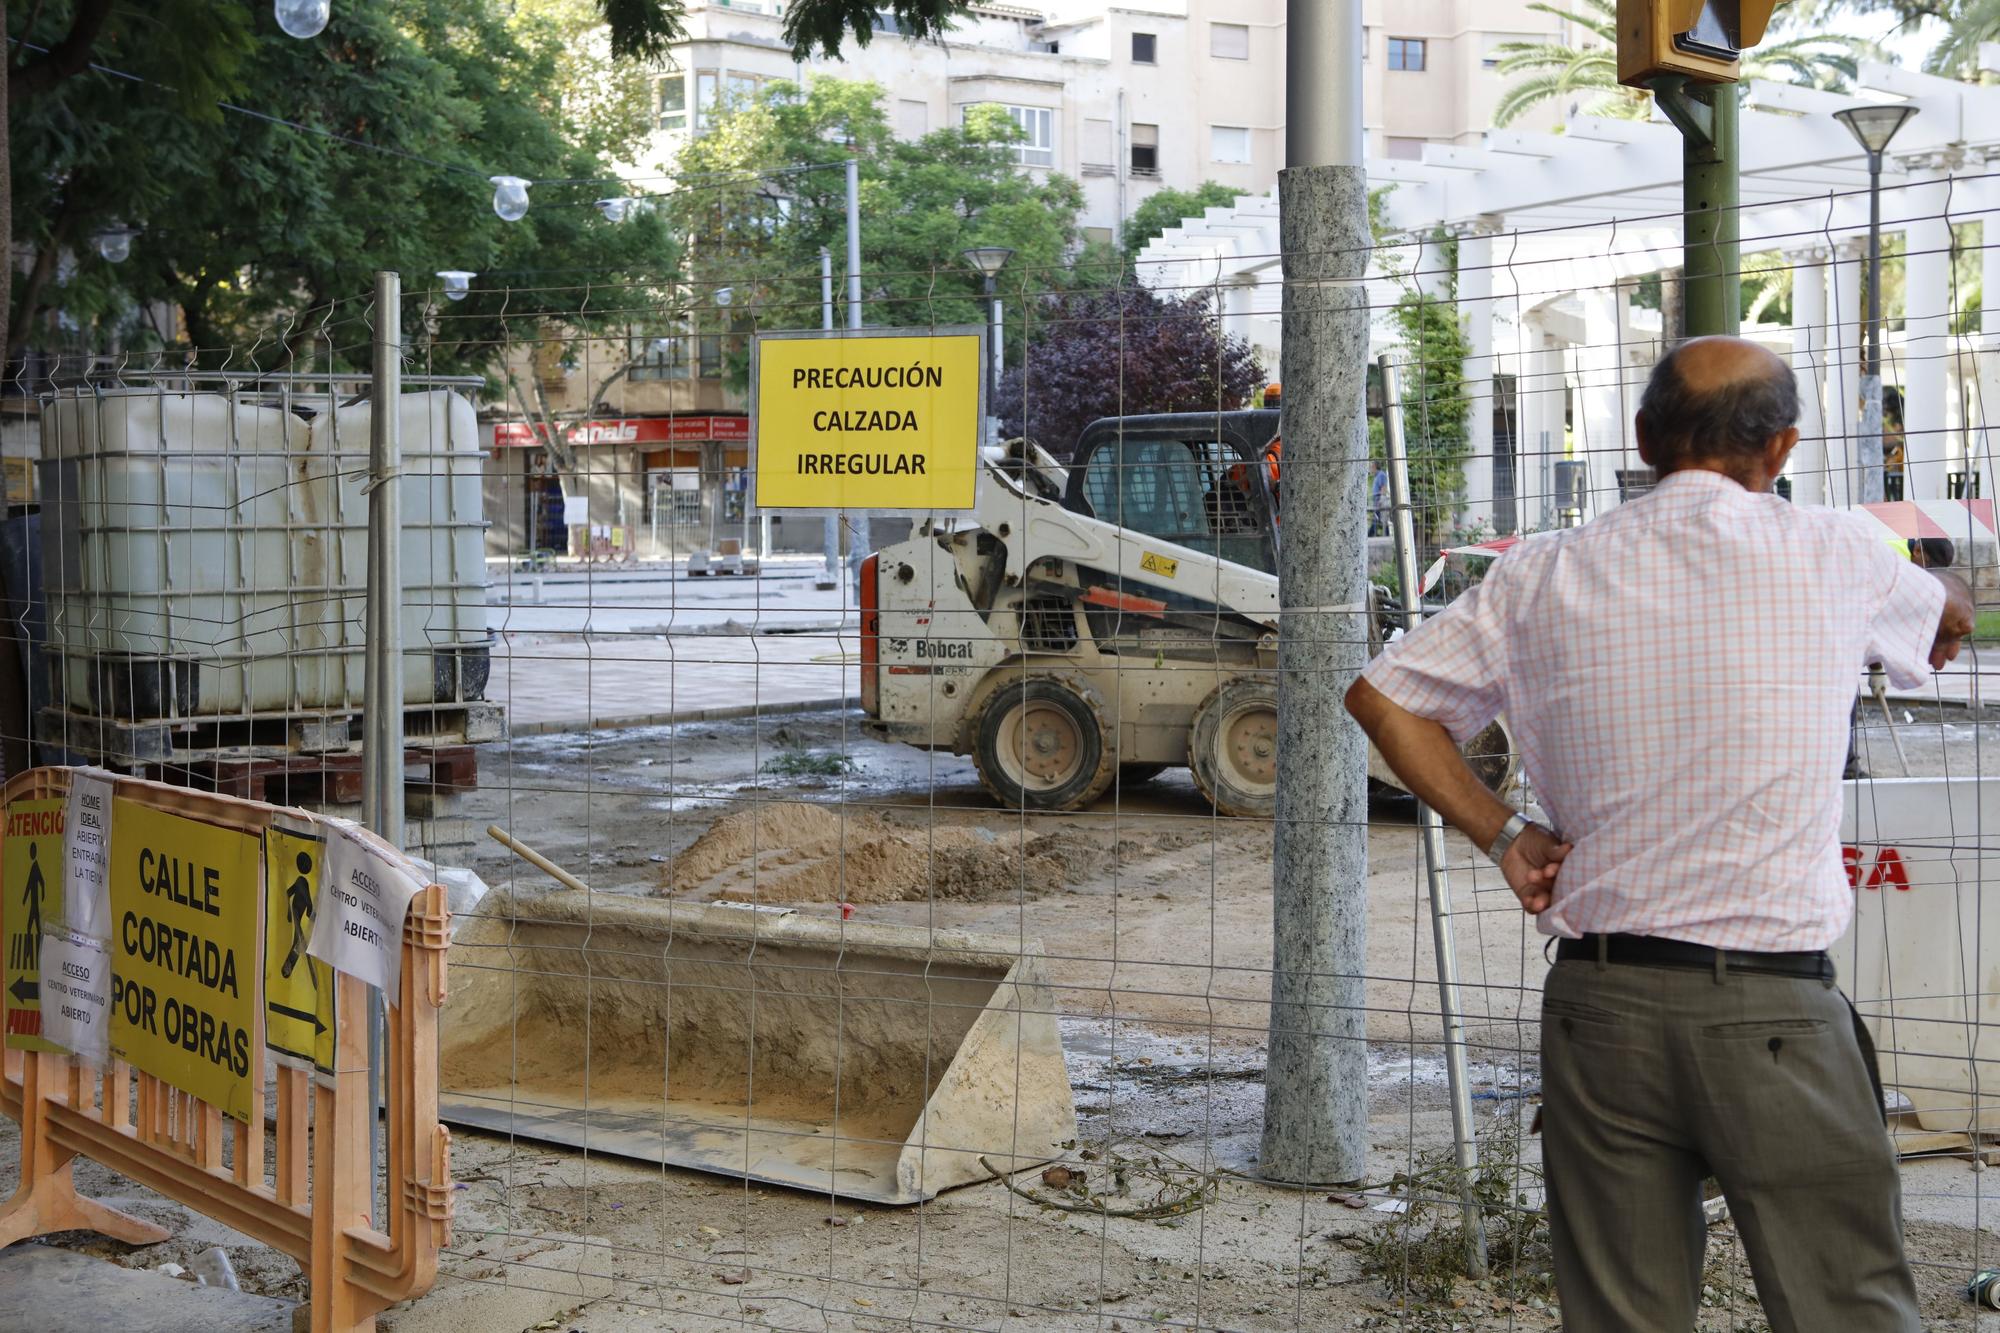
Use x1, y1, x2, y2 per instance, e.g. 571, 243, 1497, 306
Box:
1488, 811, 1532, 864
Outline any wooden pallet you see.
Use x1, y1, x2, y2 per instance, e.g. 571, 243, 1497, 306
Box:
37, 700, 504, 766
138, 745, 479, 806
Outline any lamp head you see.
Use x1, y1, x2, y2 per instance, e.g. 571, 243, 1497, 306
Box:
1834, 103, 1918, 156
961, 246, 1015, 279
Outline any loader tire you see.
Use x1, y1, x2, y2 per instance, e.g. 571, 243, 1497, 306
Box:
972, 674, 1117, 812
1189, 676, 1278, 818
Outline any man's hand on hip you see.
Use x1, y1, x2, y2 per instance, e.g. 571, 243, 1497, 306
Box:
1502, 825, 1572, 915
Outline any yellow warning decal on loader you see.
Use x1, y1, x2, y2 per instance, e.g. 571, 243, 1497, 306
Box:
1140, 552, 1179, 579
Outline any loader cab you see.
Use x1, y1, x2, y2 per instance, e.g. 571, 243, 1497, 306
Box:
1065, 411, 1281, 574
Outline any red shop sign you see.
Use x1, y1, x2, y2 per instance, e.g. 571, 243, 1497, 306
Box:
493, 415, 750, 447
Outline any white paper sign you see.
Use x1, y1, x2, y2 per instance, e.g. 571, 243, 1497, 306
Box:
40, 930, 110, 1065
62, 770, 114, 939
307, 824, 422, 1000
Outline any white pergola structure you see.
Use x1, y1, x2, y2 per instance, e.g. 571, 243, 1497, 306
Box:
1137, 60, 2000, 532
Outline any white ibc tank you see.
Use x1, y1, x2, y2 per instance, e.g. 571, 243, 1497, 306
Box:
40, 389, 488, 720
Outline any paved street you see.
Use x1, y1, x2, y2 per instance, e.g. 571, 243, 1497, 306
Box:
484, 563, 860, 730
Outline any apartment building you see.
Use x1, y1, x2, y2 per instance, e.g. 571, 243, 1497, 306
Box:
486, 1, 1573, 558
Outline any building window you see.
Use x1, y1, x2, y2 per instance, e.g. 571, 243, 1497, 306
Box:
1084, 226, 1114, 247
1388, 37, 1427, 71
1384, 136, 1428, 161
694, 71, 719, 131
1132, 31, 1157, 63
897, 98, 928, 139
1130, 122, 1159, 175
698, 335, 725, 380
724, 72, 761, 109
1211, 125, 1251, 164
1211, 22, 1249, 60
657, 75, 686, 131
1082, 117, 1114, 169
630, 332, 690, 382
966, 103, 1055, 167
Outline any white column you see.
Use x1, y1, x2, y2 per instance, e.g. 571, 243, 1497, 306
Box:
1519, 318, 1563, 528
1899, 169, 1954, 500
1787, 247, 1830, 507
1976, 174, 2000, 502
1826, 237, 1866, 508
1575, 283, 1629, 519
1459, 232, 1496, 531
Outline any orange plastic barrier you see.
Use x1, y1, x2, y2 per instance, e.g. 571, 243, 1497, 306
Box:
0, 768, 452, 1331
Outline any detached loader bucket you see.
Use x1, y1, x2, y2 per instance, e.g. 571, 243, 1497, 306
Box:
439, 892, 1077, 1205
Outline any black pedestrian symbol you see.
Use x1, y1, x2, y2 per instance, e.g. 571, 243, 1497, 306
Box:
280, 850, 316, 998
12, 845, 44, 973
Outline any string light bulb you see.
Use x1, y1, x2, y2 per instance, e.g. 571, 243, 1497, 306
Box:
595, 197, 631, 223
436, 270, 475, 302
274, 0, 330, 39
491, 176, 531, 222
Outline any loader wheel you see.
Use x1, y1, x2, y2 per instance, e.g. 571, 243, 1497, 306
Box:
973, 675, 1117, 812
1189, 677, 1278, 818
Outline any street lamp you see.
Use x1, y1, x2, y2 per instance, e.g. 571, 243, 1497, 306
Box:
1835, 102, 1918, 503
961, 246, 1014, 410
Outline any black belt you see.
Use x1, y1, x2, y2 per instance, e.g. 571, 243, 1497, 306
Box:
1556, 932, 1834, 982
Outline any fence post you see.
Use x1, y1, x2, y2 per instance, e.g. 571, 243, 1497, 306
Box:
1261, 0, 1370, 1186
364, 270, 405, 1218
1381, 355, 1489, 1278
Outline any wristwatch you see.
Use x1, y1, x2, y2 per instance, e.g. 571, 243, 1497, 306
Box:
1487, 812, 1534, 865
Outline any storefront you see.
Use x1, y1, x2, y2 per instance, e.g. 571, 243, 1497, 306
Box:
484, 414, 752, 561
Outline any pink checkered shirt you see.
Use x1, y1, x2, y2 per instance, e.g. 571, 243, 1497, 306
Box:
1363, 469, 1947, 951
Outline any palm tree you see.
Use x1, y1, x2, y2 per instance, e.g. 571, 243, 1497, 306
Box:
1493, 0, 1873, 128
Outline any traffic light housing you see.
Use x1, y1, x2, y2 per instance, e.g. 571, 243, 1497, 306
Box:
1617, 1, 1783, 86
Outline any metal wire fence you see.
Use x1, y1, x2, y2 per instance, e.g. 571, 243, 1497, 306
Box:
1, 175, 1998, 1331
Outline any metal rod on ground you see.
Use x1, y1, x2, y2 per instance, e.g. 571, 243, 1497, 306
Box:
818, 247, 839, 590
362, 269, 407, 1220
1380, 354, 1490, 1278
1260, 0, 1370, 1187
486, 824, 592, 894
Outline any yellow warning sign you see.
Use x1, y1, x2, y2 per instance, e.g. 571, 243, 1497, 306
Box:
4, 799, 64, 1052
263, 826, 335, 1073
1139, 552, 1179, 579
754, 331, 983, 512
108, 799, 262, 1122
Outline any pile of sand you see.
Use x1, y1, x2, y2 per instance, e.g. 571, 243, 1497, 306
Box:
658, 801, 1088, 903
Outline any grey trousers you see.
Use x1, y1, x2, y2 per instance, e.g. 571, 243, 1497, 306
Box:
1539, 957, 1920, 1332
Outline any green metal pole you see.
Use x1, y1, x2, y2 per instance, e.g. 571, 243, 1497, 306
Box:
1682, 84, 1739, 337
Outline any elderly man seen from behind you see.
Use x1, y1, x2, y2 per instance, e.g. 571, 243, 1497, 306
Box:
1348, 336, 1974, 1332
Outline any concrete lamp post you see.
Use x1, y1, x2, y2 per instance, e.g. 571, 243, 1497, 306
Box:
1834, 102, 1918, 504
961, 246, 1014, 408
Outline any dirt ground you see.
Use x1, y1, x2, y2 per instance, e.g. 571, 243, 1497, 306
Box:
6, 703, 2000, 1330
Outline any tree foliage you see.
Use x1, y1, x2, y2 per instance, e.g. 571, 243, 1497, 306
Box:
1492, 0, 1871, 127
9, 0, 675, 372
1389, 239, 1473, 541
1122, 182, 1252, 265
667, 77, 1084, 378
994, 287, 1265, 460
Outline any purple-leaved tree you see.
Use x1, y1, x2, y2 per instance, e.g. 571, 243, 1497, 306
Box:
996, 287, 1265, 460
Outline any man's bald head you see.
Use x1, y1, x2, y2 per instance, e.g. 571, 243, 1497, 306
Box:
1635, 335, 1800, 479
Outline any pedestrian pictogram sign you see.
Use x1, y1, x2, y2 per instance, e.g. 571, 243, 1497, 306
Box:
107, 797, 262, 1123
264, 824, 335, 1073
752, 328, 985, 513
3, 798, 63, 1052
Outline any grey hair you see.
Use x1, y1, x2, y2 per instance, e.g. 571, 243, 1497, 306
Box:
1635, 344, 1799, 468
